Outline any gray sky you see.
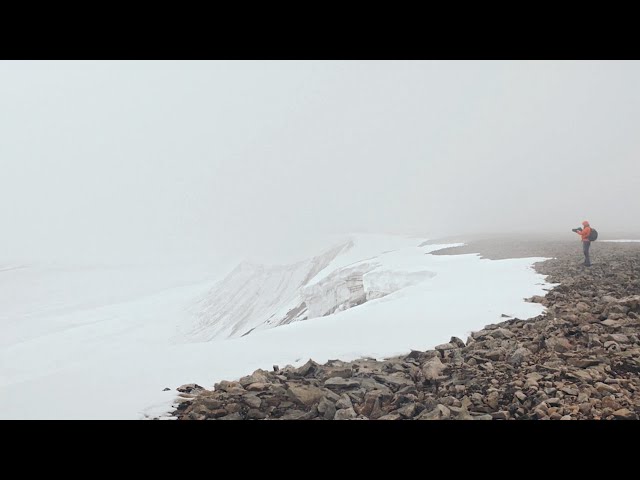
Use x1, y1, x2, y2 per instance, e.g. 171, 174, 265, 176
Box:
1, 60, 639, 265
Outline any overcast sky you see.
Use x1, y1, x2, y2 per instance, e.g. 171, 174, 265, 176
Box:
1, 60, 639, 265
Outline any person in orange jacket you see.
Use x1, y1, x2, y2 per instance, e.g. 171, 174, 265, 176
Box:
573, 220, 592, 266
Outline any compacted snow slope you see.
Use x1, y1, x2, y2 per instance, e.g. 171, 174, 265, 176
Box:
0, 235, 552, 419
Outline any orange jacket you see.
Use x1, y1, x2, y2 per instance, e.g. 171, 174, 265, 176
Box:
576, 226, 592, 242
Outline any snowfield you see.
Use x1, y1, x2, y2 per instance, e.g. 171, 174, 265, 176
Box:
0, 235, 553, 419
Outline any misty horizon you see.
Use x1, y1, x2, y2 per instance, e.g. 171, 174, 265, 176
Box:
2, 60, 639, 266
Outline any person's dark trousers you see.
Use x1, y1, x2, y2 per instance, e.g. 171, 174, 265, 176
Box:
583, 241, 592, 266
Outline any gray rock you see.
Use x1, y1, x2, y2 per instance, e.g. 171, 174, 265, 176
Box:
612, 408, 636, 420
608, 334, 630, 343
334, 407, 357, 420
568, 358, 602, 368
417, 404, 451, 420
404, 350, 427, 361
472, 414, 494, 420
213, 380, 243, 392
280, 409, 307, 420
202, 398, 223, 410
569, 370, 593, 382
577, 302, 590, 312
560, 386, 578, 396
422, 356, 446, 381
238, 369, 271, 387
224, 403, 242, 414
473, 329, 491, 339
601, 319, 622, 328
355, 377, 393, 394
601, 397, 621, 410
595, 382, 617, 394
452, 407, 474, 420
206, 408, 228, 418
324, 377, 360, 389
359, 390, 390, 419
526, 372, 544, 382
485, 350, 503, 361
508, 347, 533, 365
372, 374, 415, 390
604, 341, 620, 351
245, 382, 271, 391
396, 403, 419, 418
178, 383, 204, 393
491, 328, 515, 339
335, 394, 353, 410
243, 394, 262, 409
287, 384, 326, 406
296, 359, 321, 377
317, 397, 336, 420
545, 337, 572, 353
486, 391, 500, 409
435, 342, 457, 351
219, 412, 244, 420
491, 411, 509, 420
378, 413, 402, 420
579, 403, 592, 414
246, 409, 267, 419
324, 367, 353, 379
321, 389, 341, 402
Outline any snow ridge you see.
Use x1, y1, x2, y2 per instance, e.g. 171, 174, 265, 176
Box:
181, 235, 442, 341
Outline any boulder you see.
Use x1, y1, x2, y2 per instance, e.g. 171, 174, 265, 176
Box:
576, 302, 590, 312
545, 337, 572, 353
417, 404, 451, 420
178, 383, 204, 393
422, 356, 446, 381
612, 408, 636, 420
396, 402, 419, 418
246, 382, 271, 392
378, 413, 402, 420
219, 412, 243, 420
334, 407, 357, 420
295, 359, 322, 377
508, 347, 532, 365
317, 397, 336, 420
287, 384, 326, 406
372, 374, 415, 390
324, 377, 360, 389
238, 369, 271, 387
243, 394, 262, 409
335, 394, 353, 410
435, 342, 457, 351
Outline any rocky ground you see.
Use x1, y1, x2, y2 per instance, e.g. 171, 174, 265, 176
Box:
169, 240, 640, 420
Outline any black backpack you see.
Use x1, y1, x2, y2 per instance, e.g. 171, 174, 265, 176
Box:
589, 228, 598, 241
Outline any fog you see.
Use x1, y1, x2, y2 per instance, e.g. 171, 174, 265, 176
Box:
1, 60, 639, 266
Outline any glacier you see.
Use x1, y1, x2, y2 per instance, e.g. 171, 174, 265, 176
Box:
181, 236, 444, 341
0, 234, 553, 419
